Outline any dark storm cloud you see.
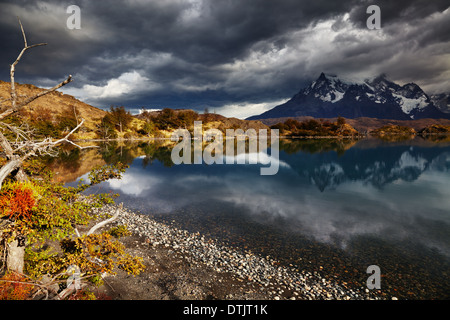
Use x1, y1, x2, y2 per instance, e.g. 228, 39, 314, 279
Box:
348, 0, 450, 28
0, 0, 449, 117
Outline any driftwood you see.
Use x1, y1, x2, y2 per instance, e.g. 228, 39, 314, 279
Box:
86, 204, 122, 236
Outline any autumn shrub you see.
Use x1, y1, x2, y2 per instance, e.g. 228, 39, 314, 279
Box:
56, 113, 78, 134
123, 132, 137, 140
0, 272, 34, 300
60, 233, 145, 276
0, 162, 145, 299
26, 233, 145, 279
22, 158, 50, 178
87, 162, 128, 185
149, 108, 200, 130
107, 225, 131, 238
33, 119, 61, 138
0, 182, 37, 221
271, 117, 358, 137
67, 289, 97, 300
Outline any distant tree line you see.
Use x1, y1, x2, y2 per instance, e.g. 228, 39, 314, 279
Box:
139, 108, 199, 131
97, 106, 133, 139
270, 117, 358, 137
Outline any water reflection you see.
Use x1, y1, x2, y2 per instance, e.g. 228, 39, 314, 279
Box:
69, 138, 450, 256
64, 137, 450, 298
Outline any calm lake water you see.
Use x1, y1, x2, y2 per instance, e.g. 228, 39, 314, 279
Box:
64, 137, 450, 299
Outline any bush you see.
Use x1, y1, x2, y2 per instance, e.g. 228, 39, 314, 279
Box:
0, 163, 145, 299
270, 117, 358, 137
123, 132, 136, 140
0, 273, 34, 300
97, 116, 118, 139
150, 108, 200, 130
107, 225, 131, 238
0, 182, 37, 221
106, 106, 133, 133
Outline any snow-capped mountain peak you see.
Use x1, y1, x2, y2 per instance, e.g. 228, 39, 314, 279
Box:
431, 93, 450, 113
248, 73, 450, 120
305, 73, 350, 103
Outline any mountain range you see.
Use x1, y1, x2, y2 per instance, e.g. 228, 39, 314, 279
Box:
279, 139, 450, 192
248, 73, 450, 121
431, 93, 450, 114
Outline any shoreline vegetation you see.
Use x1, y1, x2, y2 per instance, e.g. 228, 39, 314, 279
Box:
0, 160, 387, 300
1, 80, 450, 144
0, 23, 447, 301
1, 80, 449, 300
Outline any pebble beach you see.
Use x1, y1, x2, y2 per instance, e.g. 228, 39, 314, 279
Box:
95, 203, 385, 300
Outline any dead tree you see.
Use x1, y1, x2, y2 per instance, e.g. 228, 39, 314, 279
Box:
0, 19, 92, 274
0, 19, 92, 187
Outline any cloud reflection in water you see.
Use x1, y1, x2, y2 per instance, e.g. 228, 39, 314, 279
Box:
90, 144, 450, 256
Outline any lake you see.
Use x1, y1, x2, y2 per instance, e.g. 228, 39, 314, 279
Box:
61, 137, 450, 299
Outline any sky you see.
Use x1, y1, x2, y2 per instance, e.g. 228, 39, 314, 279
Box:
0, 0, 449, 118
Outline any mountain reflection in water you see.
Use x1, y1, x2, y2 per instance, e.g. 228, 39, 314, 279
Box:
62, 137, 450, 299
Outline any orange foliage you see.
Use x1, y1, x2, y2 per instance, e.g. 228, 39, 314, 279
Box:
0, 183, 36, 220
0, 273, 34, 300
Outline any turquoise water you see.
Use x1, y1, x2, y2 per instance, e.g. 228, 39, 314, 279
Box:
72, 138, 450, 299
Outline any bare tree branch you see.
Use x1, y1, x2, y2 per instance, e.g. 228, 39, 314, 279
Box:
9, 19, 47, 113
86, 204, 122, 236
2, 18, 71, 121
2, 75, 73, 121
52, 119, 87, 146
0, 131, 15, 158
0, 18, 101, 276
0, 119, 99, 169
19, 17, 27, 47
0, 18, 97, 193
0, 159, 22, 189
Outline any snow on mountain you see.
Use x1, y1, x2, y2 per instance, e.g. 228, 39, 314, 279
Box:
392, 94, 429, 117
248, 73, 450, 120
431, 93, 450, 113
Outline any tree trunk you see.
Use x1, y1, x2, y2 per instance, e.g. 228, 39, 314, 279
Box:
15, 167, 28, 182
0, 159, 22, 189
6, 238, 24, 274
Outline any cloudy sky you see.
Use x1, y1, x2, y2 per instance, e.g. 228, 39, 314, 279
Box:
0, 0, 449, 118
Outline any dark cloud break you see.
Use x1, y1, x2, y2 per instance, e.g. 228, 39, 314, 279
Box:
0, 0, 449, 118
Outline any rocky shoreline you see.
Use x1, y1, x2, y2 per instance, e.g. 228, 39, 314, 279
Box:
93, 203, 385, 300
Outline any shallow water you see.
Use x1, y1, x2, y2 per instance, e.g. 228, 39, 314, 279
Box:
66, 137, 450, 299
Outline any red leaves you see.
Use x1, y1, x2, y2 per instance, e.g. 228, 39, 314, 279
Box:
0, 273, 34, 300
0, 182, 36, 221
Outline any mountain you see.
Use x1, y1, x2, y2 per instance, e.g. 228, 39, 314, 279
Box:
248, 73, 450, 121
279, 139, 450, 192
431, 93, 450, 114
0, 80, 268, 140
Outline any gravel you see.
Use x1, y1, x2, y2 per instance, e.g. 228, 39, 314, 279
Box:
95, 203, 385, 300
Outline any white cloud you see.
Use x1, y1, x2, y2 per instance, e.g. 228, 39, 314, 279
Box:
85, 71, 147, 98
105, 170, 161, 196
64, 70, 161, 104
213, 99, 289, 119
